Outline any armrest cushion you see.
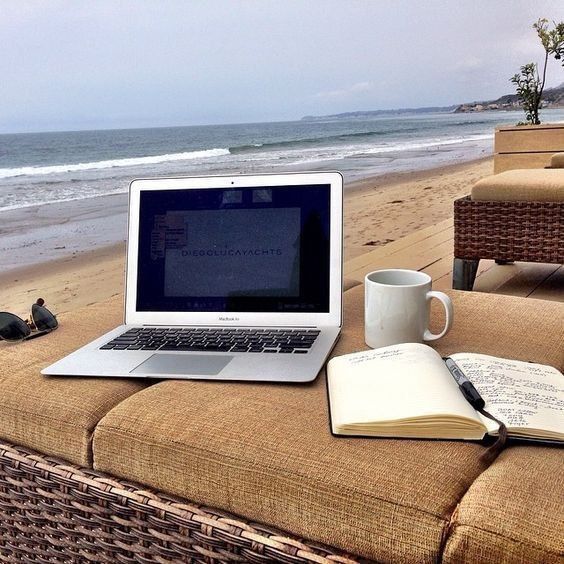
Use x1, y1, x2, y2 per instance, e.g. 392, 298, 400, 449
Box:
550, 152, 564, 168
471, 169, 564, 202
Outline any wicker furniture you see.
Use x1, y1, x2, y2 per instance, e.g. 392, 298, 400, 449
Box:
453, 169, 564, 291
0, 441, 355, 563
1, 286, 563, 563
453, 196, 564, 290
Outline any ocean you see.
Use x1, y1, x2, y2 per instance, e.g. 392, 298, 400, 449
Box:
2, 109, 564, 212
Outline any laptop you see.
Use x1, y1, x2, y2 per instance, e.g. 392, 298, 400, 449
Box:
43, 172, 343, 382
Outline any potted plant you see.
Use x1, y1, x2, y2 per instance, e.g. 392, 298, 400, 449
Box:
494, 19, 564, 173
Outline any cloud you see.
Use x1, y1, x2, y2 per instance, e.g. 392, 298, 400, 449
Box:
314, 81, 373, 100
453, 56, 484, 71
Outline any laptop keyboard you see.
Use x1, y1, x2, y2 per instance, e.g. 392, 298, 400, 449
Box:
100, 327, 320, 354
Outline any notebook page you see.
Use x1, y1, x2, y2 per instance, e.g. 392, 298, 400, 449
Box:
328, 343, 482, 428
450, 353, 564, 437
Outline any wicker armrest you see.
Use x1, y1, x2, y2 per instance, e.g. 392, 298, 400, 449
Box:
0, 441, 358, 563
454, 196, 564, 263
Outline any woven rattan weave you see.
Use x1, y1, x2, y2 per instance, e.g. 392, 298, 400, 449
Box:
0, 442, 359, 563
453, 196, 564, 263
452, 196, 564, 289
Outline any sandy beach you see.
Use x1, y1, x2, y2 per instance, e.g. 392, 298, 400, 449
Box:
0, 156, 493, 317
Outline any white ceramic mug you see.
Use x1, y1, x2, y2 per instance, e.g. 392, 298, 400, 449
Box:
365, 269, 453, 349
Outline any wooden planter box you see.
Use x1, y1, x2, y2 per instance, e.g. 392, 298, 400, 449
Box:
494, 123, 564, 173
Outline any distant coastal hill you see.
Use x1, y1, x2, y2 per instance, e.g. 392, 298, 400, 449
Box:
302, 84, 564, 121
454, 83, 564, 113
301, 105, 457, 121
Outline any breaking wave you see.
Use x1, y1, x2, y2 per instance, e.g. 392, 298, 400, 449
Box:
0, 147, 231, 179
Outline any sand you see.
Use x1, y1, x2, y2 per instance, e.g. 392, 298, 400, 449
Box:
343, 156, 492, 259
0, 157, 493, 317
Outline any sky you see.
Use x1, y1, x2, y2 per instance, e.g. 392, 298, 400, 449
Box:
2, 0, 564, 133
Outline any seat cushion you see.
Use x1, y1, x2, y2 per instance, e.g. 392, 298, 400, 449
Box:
471, 169, 564, 202
0, 295, 147, 466
443, 446, 564, 563
94, 286, 563, 562
429, 290, 563, 370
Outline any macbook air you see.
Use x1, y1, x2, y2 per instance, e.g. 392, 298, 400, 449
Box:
42, 172, 343, 382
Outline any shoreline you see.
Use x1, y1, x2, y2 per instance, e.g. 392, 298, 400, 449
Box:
0, 156, 494, 314
0, 192, 128, 271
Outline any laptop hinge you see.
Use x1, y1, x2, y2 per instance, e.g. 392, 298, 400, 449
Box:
139, 324, 320, 328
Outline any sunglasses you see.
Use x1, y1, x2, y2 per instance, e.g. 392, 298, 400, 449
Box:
0, 300, 58, 343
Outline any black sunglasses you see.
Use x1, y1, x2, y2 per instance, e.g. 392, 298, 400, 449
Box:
0, 299, 58, 343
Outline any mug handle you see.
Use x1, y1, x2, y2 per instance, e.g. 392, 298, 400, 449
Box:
423, 291, 453, 341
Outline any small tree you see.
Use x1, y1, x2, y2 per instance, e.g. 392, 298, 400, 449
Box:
511, 19, 564, 125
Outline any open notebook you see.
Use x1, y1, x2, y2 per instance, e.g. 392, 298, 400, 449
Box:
326, 343, 563, 443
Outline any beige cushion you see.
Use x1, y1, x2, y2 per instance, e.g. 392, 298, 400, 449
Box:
93, 287, 562, 562
471, 169, 564, 202
550, 152, 564, 168
429, 290, 563, 370
443, 446, 564, 563
0, 296, 147, 466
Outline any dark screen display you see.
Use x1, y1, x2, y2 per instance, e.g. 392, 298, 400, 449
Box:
136, 185, 331, 312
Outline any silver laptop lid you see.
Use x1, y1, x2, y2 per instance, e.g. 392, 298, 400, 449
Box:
125, 172, 343, 327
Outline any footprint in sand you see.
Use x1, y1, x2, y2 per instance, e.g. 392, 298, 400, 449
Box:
363, 239, 394, 246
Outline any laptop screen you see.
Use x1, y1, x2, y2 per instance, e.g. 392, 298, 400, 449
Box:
136, 184, 331, 313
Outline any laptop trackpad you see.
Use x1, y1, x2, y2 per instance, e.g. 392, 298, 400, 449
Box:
131, 353, 233, 376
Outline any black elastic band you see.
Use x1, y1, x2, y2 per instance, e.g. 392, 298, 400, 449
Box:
478, 407, 508, 464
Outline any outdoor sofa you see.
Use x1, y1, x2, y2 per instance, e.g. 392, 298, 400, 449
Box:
453, 166, 564, 291
1, 281, 563, 563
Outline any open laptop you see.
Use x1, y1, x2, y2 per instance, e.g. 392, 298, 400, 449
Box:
43, 172, 343, 382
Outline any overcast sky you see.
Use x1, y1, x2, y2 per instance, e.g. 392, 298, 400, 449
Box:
2, 0, 564, 133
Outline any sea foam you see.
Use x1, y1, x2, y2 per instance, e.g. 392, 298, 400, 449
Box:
0, 147, 230, 179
